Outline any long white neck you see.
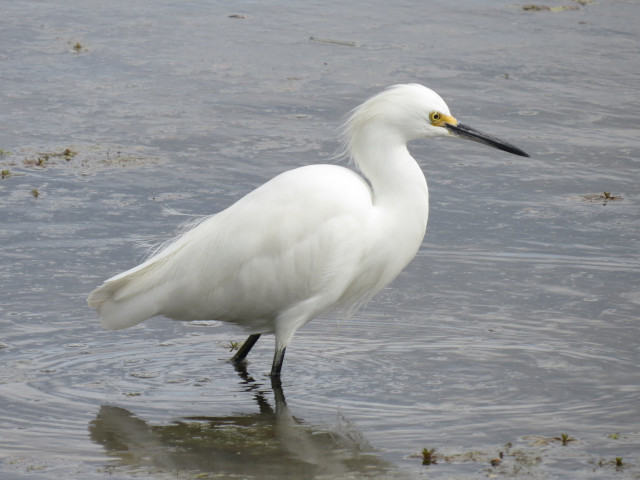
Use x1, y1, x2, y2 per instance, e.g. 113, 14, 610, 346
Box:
351, 125, 429, 219
350, 124, 430, 265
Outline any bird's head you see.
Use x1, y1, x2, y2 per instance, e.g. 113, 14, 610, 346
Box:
345, 84, 529, 157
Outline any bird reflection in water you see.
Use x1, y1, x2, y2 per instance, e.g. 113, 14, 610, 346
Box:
89, 366, 396, 479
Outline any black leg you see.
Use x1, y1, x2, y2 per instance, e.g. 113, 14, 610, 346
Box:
270, 347, 286, 379
271, 375, 287, 413
230, 334, 261, 364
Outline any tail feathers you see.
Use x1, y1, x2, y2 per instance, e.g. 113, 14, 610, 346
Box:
88, 273, 164, 331
87, 239, 185, 330
95, 295, 159, 330
88, 220, 197, 330
87, 281, 118, 309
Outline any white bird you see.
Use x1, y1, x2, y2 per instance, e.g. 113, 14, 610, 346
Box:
88, 84, 528, 379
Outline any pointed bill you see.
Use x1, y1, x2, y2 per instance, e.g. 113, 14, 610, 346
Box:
445, 122, 530, 157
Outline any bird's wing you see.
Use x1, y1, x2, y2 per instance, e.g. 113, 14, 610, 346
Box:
88, 165, 375, 330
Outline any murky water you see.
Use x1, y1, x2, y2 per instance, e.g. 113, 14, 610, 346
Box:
1, 1, 639, 478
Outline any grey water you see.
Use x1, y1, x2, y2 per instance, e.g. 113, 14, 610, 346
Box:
1, 1, 639, 478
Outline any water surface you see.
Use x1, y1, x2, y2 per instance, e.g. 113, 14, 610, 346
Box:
1, 1, 639, 478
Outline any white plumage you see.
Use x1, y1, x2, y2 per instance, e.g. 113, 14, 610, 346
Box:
88, 84, 528, 378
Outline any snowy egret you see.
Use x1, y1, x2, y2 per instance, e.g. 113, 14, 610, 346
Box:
88, 84, 528, 379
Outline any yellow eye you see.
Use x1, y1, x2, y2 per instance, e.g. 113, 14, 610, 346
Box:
430, 111, 458, 127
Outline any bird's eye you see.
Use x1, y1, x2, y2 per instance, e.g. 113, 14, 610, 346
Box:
429, 111, 441, 124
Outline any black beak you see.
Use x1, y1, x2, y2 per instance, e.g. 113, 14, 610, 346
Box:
445, 122, 529, 158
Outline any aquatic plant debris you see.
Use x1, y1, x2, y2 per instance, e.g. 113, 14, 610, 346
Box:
580, 192, 622, 205
309, 36, 356, 47
554, 433, 576, 445
0, 144, 166, 175
414, 434, 636, 475
70, 41, 87, 53
523, 4, 580, 11
421, 448, 439, 465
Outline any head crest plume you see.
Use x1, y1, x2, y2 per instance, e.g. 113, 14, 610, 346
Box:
337, 84, 448, 164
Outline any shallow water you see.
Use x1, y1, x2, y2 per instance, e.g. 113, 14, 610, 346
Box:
1, 1, 639, 478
